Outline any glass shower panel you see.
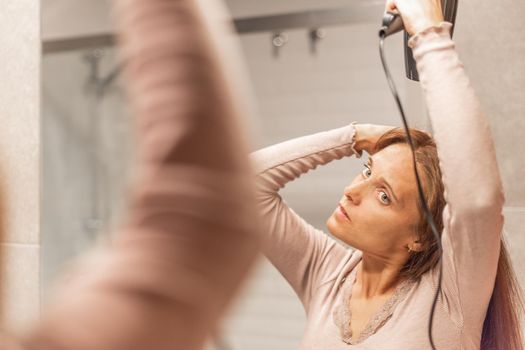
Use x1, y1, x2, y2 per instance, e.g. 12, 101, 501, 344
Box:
41, 47, 132, 297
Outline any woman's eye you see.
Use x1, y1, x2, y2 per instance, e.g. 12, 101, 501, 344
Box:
379, 191, 391, 205
362, 164, 391, 205
362, 164, 372, 178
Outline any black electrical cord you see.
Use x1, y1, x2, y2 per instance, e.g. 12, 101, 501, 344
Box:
378, 33, 443, 350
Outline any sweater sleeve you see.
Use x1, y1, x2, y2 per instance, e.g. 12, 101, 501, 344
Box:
251, 123, 361, 311
22, 1, 260, 350
409, 23, 505, 330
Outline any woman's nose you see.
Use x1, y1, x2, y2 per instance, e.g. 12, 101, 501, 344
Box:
343, 183, 363, 204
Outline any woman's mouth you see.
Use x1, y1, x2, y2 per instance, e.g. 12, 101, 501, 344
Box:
337, 204, 351, 222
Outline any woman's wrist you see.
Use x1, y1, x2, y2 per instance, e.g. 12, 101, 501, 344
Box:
408, 22, 454, 51
353, 124, 372, 154
411, 19, 444, 37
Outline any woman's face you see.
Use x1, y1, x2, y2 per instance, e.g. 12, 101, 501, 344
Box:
327, 143, 423, 260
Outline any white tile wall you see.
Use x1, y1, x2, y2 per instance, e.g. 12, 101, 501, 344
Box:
42, 0, 114, 41
0, 243, 40, 333
0, 0, 41, 332
0, 0, 41, 245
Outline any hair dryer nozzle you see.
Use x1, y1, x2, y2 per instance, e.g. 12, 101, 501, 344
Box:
379, 12, 403, 38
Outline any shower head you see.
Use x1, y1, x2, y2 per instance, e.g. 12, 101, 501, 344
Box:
379, 0, 459, 81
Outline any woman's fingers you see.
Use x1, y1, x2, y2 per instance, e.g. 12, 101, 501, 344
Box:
383, 0, 444, 36
354, 124, 397, 155
384, 0, 398, 13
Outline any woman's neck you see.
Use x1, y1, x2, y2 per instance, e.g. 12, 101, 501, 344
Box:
354, 254, 405, 299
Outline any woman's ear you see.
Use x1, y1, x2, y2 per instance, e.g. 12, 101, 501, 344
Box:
409, 241, 424, 252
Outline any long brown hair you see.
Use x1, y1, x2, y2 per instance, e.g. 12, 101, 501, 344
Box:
374, 127, 524, 349
0, 166, 5, 327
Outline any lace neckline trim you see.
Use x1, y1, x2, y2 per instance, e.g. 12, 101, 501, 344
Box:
332, 265, 415, 345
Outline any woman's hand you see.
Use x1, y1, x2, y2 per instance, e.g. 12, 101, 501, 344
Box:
354, 123, 396, 156
385, 0, 444, 36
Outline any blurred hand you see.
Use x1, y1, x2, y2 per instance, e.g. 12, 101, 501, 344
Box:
354, 123, 397, 156
385, 0, 444, 36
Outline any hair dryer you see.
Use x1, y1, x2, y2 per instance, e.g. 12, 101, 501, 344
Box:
379, 0, 459, 81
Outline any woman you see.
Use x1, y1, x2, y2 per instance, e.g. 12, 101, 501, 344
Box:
2, 0, 260, 349
252, 0, 523, 349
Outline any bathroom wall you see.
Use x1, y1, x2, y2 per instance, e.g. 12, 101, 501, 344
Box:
39, 0, 525, 349
0, 0, 41, 331
42, 0, 113, 41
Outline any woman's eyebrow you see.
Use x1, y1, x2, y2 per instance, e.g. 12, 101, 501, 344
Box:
368, 157, 401, 204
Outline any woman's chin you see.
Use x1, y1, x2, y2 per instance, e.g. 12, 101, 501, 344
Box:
327, 214, 353, 243
326, 215, 339, 235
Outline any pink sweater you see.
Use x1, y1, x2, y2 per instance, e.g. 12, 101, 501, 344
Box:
252, 23, 505, 349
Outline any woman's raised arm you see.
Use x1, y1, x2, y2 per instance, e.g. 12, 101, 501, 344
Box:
22, 0, 260, 350
252, 123, 362, 310
410, 22, 505, 330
